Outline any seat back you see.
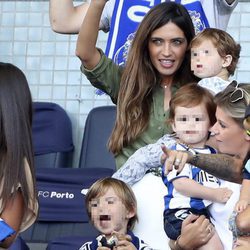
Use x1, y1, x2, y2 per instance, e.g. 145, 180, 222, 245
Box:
9, 236, 29, 250
79, 106, 116, 170
21, 167, 114, 244
46, 235, 92, 250
32, 102, 74, 168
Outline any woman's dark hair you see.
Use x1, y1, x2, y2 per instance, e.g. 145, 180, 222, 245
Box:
0, 62, 36, 210
109, 2, 197, 154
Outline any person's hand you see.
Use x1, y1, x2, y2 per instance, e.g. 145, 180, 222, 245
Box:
235, 200, 249, 213
113, 233, 136, 250
161, 144, 190, 175
177, 214, 214, 249
97, 247, 110, 250
234, 236, 250, 249
213, 187, 233, 203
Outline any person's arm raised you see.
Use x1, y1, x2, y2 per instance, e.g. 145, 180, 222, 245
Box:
49, 0, 89, 34
76, 0, 107, 69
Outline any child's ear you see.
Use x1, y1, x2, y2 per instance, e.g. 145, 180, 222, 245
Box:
126, 206, 136, 219
222, 55, 232, 68
168, 118, 176, 132
171, 122, 176, 132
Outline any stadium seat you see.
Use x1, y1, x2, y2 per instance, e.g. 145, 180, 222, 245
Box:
32, 102, 74, 168
9, 236, 29, 250
46, 235, 91, 250
79, 105, 116, 170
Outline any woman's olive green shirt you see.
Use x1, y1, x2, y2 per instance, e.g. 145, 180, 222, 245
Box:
81, 49, 179, 169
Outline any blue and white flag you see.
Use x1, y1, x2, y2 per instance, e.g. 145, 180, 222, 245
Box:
105, 0, 210, 66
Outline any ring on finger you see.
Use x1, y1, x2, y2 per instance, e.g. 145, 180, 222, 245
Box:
175, 158, 181, 165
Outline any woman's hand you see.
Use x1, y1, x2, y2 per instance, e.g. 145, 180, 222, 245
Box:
177, 214, 214, 249
161, 144, 190, 175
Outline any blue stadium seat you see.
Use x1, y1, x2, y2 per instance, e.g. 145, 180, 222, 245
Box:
32, 102, 74, 168
46, 236, 91, 250
79, 105, 116, 170
9, 236, 29, 250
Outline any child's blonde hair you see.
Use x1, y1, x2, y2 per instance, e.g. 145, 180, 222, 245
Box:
85, 177, 138, 230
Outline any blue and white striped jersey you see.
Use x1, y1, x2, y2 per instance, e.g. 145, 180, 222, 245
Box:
162, 143, 220, 210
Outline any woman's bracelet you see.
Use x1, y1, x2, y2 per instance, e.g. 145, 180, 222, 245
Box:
187, 149, 199, 167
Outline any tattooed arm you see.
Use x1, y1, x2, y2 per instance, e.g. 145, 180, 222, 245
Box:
188, 153, 243, 183
162, 145, 243, 184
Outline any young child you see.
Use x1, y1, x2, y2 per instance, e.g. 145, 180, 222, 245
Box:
162, 83, 233, 249
79, 177, 152, 250
191, 27, 241, 95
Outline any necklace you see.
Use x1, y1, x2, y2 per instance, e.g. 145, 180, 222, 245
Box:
161, 82, 170, 89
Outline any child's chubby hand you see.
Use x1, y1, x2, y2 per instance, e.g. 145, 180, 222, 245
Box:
112, 232, 136, 250
235, 199, 249, 213
214, 187, 233, 203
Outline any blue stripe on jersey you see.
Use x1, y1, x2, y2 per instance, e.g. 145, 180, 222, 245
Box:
162, 143, 219, 211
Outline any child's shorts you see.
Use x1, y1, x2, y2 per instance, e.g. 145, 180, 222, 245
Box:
163, 208, 210, 240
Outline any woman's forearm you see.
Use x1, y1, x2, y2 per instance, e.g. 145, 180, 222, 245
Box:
188, 153, 243, 183
49, 0, 88, 34
76, 0, 106, 69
